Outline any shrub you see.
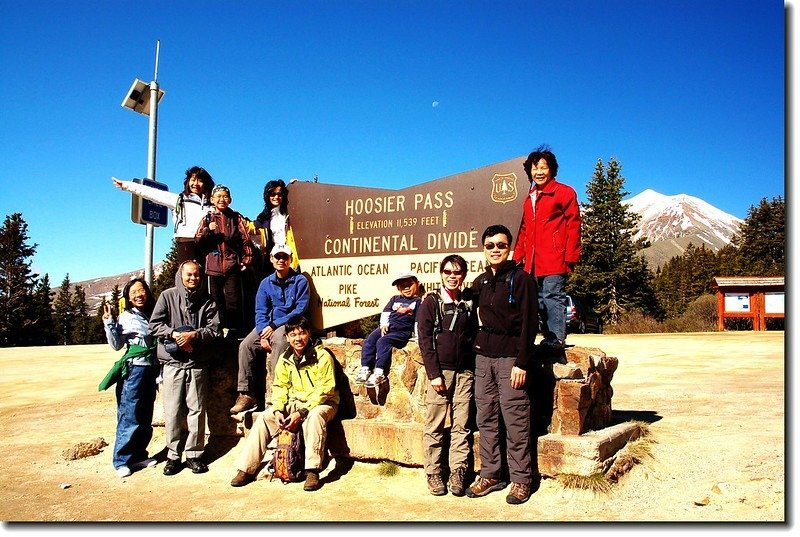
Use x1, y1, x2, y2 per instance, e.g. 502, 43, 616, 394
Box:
604, 310, 666, 334
665, 294, 717, 332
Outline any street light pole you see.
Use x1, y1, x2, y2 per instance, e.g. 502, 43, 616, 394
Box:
144, 41, 161, 286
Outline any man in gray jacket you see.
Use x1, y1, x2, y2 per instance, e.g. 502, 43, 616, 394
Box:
149, 260, 222, 476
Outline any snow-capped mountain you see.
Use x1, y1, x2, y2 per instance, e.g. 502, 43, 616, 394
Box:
623, 189, 743, 268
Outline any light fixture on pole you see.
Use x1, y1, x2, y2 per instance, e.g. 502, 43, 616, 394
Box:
121, 41, 167, 286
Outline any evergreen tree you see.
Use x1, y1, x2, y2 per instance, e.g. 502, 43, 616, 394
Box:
0, 213, 39, 346
714, 243, 741, 277
109, 284, 122, 318
70, 285, 91, 344
29, 274, 56, 346
654, 243, 719, 319
53, 275, 73, 345
152, 239, 180, 298
734, 196, 785, 276
568, 158, 661, 324
91, 296, 109, 344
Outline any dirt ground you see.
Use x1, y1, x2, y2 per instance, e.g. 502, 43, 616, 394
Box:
0, 331, 788, 529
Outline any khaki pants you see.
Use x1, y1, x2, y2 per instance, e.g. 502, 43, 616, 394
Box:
423, 369, 474, 475
235, 401, 337, 474
237, 325, 289, 399
161, 364, 206, 460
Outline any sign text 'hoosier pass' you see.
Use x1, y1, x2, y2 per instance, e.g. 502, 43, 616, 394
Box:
288, 157, 527, 329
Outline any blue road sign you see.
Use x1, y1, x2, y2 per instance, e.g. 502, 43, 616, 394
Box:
131, 178, 169, 227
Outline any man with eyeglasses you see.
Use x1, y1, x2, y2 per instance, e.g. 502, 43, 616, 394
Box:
513, 145, 581, 350
230, 244, 310, 414
466, 224, 538, 505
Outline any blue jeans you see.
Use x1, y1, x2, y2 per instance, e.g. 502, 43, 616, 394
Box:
360, 328, 411, 371
113, 363, 159, 469
537, 274, 567, 344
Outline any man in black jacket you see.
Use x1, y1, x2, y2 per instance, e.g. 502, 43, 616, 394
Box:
466, 224, 538, 505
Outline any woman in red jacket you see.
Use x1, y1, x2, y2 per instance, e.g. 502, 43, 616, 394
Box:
512, 145, 581, 349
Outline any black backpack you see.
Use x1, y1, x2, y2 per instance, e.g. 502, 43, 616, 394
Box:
322, 347, 357, 420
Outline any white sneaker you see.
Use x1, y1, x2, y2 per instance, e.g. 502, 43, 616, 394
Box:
116, 466, 132, 478
131, 458, 157, 470
365, 371, 387, 388
355, 366, 371, 384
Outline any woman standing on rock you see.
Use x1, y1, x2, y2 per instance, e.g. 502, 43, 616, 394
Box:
102, 278, 159, 478
247, 179, 300, 277
112, 166, 216, 263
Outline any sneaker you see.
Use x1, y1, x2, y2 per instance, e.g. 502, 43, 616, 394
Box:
230, 470, 255, 487
163, 459, 182, 476
506, 482, 531, 505
186, 458, 208, 474
355, 366, 371, 384
365, 371, 386, 388
115, 466, 132, 478
131, 458, 157, 470
304, 470, 321, 492
466, 476, 508, 498
230, 393, 258, 414
448, 467, 467, 497
426, 474, 447, 496
539, 339, 565, 350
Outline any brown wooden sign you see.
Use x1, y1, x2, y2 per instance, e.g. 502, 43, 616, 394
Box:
288, 157, 528, 329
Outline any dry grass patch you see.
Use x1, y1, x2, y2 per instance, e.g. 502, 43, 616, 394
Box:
557, 472, 613, 495
376, 461, 400, 477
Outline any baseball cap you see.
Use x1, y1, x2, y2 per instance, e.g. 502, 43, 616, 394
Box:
391, 270, 418, 286
271, 244, 293, 257
211, 184, 230, 197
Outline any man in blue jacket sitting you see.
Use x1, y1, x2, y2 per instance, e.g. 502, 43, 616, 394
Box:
230, 244, 309, 413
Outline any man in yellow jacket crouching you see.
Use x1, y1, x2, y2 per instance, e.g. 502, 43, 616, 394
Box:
230, 315, 339, 491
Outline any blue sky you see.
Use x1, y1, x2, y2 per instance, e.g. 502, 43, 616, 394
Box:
0, 0, 787, 284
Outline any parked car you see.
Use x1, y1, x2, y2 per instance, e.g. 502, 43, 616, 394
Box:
565, 295, 603, 334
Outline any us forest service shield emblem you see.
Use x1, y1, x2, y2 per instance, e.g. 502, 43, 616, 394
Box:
491, 173, 518, 204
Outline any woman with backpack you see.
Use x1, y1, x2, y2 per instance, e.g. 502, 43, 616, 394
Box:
416, 254, 476, 498
112, 166, 215, 263
247, 179, 300, 277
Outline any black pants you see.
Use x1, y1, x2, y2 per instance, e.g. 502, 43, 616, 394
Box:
208, 272, 242, 331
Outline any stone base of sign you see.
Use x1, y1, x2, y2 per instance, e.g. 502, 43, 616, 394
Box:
536, 421, 643, 477
151, 336, 636, 477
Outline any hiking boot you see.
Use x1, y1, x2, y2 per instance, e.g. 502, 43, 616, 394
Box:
304, 470, 321, 492
355, 366, 371, 384
448, 467, 467, 497
230, 393, 258, 414
466, 476, 507, 498
426, 474, 447, 496
506, 482, 531, 505
186, 458, 208, 474
365, 371, 386, 388
230, 470, 255, 487
163, 459, 182, 476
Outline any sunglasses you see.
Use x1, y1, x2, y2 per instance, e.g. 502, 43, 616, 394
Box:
269, 191, 284, 197
273, 254, 290, 261
442, 269, 464, 276
483, 242, 509, 250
